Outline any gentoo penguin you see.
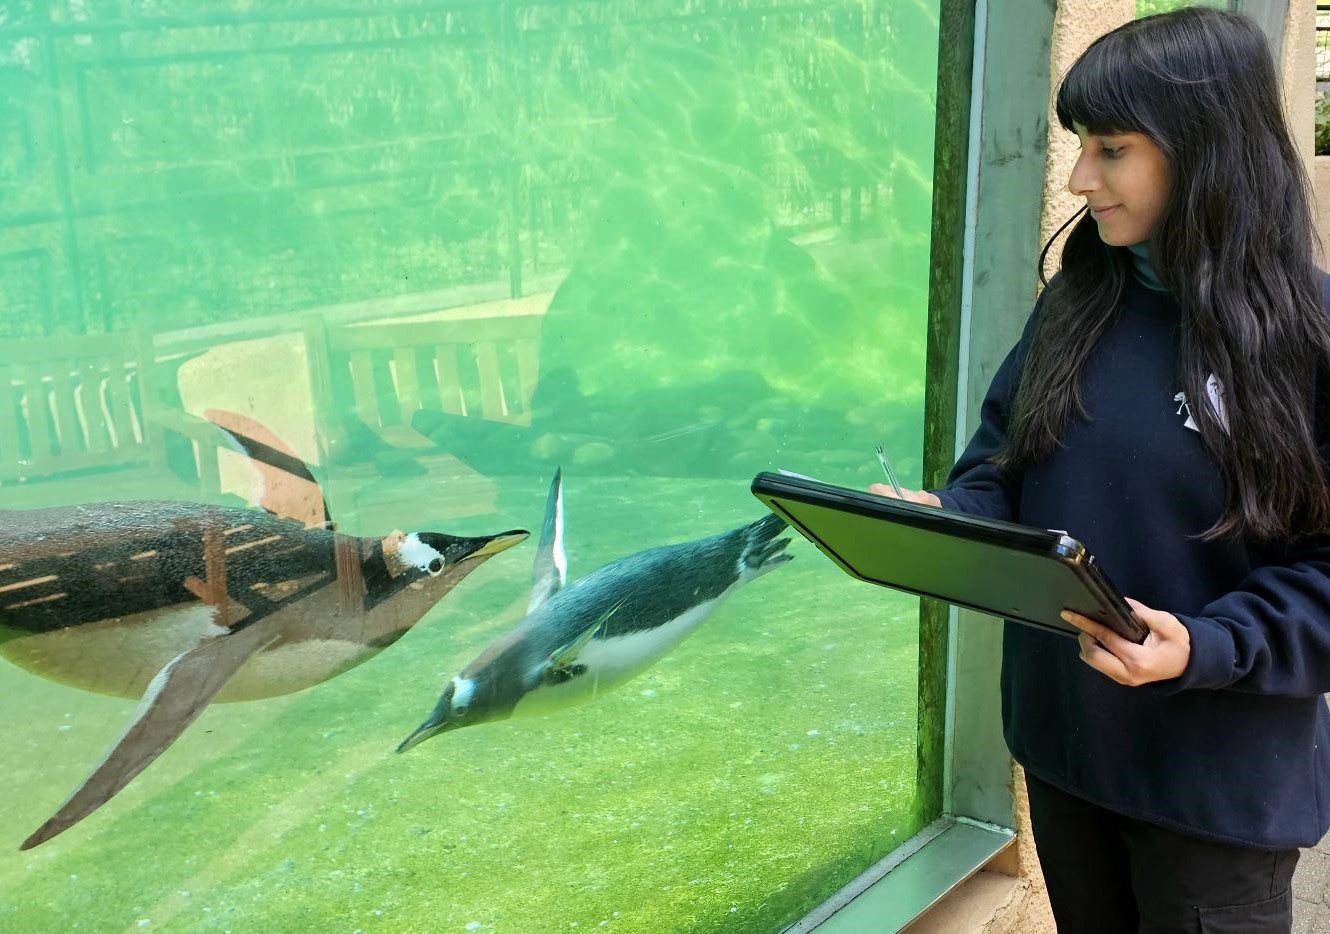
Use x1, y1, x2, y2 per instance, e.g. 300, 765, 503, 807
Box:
396, 468, 792, 751
3, 411, 528, 850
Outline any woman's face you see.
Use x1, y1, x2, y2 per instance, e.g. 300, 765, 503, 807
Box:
1067, 123, 1171, 247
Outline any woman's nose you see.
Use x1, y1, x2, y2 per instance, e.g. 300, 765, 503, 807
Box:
1067, 152, 1098, 197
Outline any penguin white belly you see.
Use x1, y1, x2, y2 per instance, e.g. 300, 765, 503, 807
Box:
0, 605, 230, 700
0, 605, 379, 703
510, 593, 730, 719
215, 639, 380, 701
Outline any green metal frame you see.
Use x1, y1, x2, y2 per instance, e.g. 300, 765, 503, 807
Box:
1235, 0, 1290, 64
790, 0, 1055, 926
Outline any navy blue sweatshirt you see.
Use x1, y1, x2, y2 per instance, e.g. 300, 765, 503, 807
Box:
934, 272, 1330, 849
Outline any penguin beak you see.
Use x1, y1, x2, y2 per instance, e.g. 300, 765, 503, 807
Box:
472, 529, 529, 557
396, 713, 458, 754
456, 530, 529, 562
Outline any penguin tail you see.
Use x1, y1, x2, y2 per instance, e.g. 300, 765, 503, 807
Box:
738, 513, 793, 581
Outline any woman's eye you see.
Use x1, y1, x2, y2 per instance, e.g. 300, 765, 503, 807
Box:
1102, 146, 1122, 159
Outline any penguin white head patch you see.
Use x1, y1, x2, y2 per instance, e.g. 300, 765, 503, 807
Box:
449, 676, 475, 715
383, 531, 446, 578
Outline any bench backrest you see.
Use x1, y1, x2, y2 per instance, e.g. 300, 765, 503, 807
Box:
304, 313, 545, 445
0, 331, 164, 485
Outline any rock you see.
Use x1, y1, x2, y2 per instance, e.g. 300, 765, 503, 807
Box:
528, 433, 565, 461
845, 405, 884, 427
809, 449, 869, 467
728, 430, 776, 453
729, 450, 773, 474
571, 441, 616, 466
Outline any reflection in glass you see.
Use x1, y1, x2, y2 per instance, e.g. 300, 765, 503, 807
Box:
3, 414, 527, 849
1, 2, 939, 930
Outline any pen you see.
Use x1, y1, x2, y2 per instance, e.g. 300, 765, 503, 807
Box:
875, 444, 906, 499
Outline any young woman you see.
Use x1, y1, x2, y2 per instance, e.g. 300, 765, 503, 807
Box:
873, 8, 1330, 932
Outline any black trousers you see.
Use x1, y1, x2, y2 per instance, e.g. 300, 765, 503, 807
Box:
1025, 773, 1300, 934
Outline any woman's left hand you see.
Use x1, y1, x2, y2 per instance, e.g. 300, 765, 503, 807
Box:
1060, 598, 1191, 686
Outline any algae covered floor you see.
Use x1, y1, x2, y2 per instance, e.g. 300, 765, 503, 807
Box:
0, 475, 923, 932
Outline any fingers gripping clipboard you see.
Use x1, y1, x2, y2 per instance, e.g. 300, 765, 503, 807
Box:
751, 471, 1147, 643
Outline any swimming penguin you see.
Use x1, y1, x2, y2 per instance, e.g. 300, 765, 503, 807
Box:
3, 411, 528, 850
396, 468, 792, 751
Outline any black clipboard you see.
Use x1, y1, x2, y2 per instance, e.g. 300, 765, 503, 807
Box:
751, 471, 1147, 643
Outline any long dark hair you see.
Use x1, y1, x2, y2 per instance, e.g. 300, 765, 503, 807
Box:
996, 7, 1330, 541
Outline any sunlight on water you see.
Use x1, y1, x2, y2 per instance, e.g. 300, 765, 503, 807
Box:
0, 1, 939, 929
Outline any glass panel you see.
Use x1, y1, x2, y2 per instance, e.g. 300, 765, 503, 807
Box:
0, 2, 940, 930
1317, 4, 1330, 156
1136, 0, 1227, 16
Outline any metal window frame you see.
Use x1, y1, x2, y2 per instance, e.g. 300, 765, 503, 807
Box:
1235, 0, 1290, 66
788, 0, 1054, 927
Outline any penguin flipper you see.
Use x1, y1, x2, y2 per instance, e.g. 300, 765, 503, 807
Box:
205, 409, 333, 530
19, 622, 280, 851
528, 467, 567, 614
542, 597, 624, 682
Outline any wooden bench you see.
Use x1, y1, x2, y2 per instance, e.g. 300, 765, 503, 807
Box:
0, 330, 225, 508
302, 306, 545, 528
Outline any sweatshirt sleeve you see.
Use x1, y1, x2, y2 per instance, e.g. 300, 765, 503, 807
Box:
1162, 536, 1330, 698
930, 298, 1043, 521
1162, 287, 1330, 699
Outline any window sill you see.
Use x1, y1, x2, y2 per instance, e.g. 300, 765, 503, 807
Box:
787, 818, 1016, 933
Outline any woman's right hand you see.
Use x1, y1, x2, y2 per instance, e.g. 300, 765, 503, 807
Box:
868, 484, 942, 508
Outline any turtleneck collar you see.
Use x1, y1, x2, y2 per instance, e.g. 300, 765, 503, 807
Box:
1127, 241, 1167, 292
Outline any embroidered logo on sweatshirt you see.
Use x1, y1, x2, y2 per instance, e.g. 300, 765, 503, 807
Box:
1174, 373, 1228, 434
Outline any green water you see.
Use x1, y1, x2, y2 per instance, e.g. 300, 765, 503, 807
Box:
1135, 1, 1227, 18
0, 2, 939, 930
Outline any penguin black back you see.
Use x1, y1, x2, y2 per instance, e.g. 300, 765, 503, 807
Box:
0, 503, 340, 640
527, 511, 791, 642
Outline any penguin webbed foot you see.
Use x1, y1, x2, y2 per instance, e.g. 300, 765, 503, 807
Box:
750, 537, 794, 571
741, 513, 795, 578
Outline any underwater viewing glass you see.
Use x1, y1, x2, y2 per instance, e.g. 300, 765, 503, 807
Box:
0, 1, 941, 929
